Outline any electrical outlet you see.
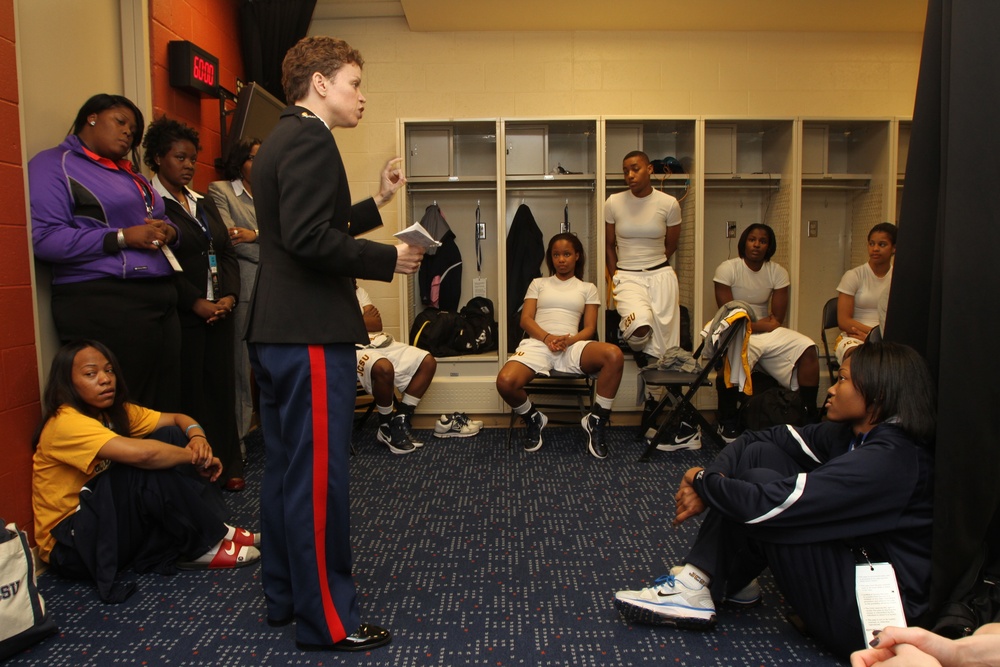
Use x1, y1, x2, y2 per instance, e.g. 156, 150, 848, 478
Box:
726, 221, 737, 238
476, 222, 486, 239
807, 220, 819, 237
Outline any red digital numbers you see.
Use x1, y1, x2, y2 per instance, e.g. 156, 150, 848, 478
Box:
192, 55, 215, 86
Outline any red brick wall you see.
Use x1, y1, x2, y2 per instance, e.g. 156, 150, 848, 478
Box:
0, 0, 40, 534
150, 0, 244, 191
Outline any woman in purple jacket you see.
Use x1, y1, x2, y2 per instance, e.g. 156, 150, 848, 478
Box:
29, 94, 182, 410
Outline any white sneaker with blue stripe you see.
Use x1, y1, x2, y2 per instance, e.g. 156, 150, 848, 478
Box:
614, 573, 716, 629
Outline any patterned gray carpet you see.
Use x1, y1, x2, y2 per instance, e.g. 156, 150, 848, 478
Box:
10, 421, 846, 666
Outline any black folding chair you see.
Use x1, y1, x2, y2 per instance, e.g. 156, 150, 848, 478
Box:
637, 321, 744, 461
819, 296, 840, 385
351, 382, 377, 455
505, 371, 595, 449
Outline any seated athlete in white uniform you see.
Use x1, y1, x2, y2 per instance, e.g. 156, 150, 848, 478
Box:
355, 284, 439, 455
713, 224, 820, 437
496, 233, 625, 460
835, 222, 895, 364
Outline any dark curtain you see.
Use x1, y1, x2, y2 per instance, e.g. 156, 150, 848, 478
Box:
239, 0, 317, 102
886, 0, 1000, 614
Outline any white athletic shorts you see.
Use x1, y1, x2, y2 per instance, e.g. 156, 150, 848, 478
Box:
507, 338, 594, 376
746, 327, 816, 390
612, 265, 680, 358
356, 341, 429, 395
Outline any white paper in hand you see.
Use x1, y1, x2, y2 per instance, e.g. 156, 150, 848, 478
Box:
394, 222, 442, 249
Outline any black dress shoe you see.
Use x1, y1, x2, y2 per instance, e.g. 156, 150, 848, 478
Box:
266, 615, 294, 627
296, 623, 391, 652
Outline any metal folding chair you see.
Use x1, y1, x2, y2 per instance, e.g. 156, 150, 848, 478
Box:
819, 296, 840, 385
505, 371, 595, 449
637, 321, 744, 461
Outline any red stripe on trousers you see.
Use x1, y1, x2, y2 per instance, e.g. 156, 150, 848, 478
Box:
308, 345, 347, 642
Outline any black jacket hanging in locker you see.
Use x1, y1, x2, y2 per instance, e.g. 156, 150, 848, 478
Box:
417, 204, 463, 310
505, 203, 544, 350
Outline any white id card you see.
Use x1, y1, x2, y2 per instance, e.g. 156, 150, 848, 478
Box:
472, 277, 488, 298
856, 562, 907, 646
160, 245, 183, 272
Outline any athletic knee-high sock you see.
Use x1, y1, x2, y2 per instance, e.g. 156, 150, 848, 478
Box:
799, 385, 820, 422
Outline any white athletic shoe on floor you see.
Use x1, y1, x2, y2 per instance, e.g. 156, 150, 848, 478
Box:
434, 413, 483, 438
655, 421, 703, 452
614, 573, 717, 629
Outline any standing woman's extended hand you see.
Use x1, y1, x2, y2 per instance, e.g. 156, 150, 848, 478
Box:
374, 157, 407, 207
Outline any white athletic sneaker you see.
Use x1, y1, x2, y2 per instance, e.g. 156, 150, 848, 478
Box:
724, 578, 762, 607
656, 421, 702, 452
614, 573, 717, 629
434, 413, 482, 438
451, 411, 483, 429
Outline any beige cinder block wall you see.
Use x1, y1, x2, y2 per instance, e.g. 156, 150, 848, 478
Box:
311, 16, 921, 343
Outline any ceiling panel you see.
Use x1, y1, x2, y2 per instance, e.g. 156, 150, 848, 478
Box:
313, 0, 926, 32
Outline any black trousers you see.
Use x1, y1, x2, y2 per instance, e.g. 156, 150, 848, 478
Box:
52, 277, 181, 411
178, 315, 242, 479
686, 441, 865, 658
49, 454, 226, 603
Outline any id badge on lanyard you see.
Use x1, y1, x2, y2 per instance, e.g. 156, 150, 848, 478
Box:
207, 241, 220, 301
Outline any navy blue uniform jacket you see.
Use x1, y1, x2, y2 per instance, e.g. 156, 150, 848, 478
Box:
246, 106, 396, 344
694, 421, 934, 621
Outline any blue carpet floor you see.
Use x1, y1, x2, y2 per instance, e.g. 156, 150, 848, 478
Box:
8, 422, 847, 666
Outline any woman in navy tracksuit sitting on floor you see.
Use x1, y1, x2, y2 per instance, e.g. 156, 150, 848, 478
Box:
614, 341, 936, 658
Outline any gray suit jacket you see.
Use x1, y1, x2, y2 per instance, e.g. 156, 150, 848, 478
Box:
245, 106, 396, 344
208, 179, 258, 304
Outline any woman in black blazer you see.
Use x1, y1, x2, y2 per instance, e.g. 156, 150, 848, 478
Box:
246, 36, 423, 652
143, 117, 244, 491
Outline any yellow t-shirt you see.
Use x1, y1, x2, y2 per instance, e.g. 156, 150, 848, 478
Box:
32, 404, 161, 562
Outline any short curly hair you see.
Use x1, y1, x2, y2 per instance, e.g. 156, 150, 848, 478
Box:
141, 116, 201, 173
281, 36, 363, 104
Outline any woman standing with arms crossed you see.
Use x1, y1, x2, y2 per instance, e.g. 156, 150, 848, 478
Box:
247, 36, 423, 652
29, 94, 182, 410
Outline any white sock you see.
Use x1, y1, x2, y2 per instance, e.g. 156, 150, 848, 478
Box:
514, 399, 532, 415
594, 394, 615, 412
680, 563, 711, 588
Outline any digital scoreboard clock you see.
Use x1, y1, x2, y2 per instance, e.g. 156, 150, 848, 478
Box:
168, 41, 220, 97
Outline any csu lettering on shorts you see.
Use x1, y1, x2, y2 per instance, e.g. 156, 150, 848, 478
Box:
0, 580, 20, 600
622, 312, 636, 328
357, 352, 371, 374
